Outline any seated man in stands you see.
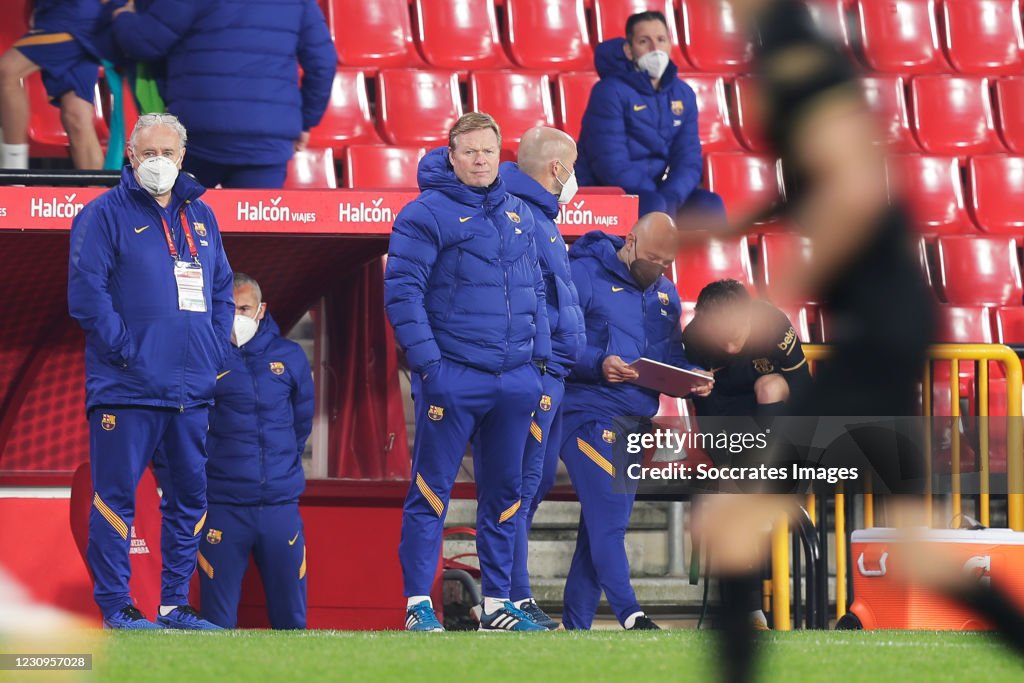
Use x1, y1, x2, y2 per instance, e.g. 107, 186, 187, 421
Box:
682, 279, 812, 419
575, 10, 724, 218
0, 0, 104, 169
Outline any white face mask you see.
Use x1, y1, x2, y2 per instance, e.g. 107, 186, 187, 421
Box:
636, 49, 670, 81
555, 160, 578, 205
135, 155, 180, 196
232, 309, 260, 347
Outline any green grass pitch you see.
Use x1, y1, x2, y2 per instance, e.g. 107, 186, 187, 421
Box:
91, 630, 1024, 683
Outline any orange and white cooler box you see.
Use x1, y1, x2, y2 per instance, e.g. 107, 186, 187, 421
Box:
848, 528, 1024, 630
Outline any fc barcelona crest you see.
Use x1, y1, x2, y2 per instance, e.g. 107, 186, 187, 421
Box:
539, 394, 552, 412
658, 291, 670, 306
193, 222, 207, 237
101, 413, 116, 431
506, 211, 521, 224
428, 405, 445, 421
206, 528, 222, 545
269, 361, 285, 375
671, 100, 684, 116
602, 429, 616, 444
753, 358, 775, 374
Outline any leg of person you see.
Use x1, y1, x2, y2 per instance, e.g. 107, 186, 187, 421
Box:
182, 154, 229, 189
510, 374, 564, 604
563, 420, 646, 628
473, 362, 546, 632
560, 510, 603, 630
400, 363, 484, 631
0, 45, 38, 168
197, 503, 257, 629
87, 408, 166, 628
253, 503, 307, 629
53, 51, 102, 170
221, 163, 289, 189
754, 373, 789, 419
154, 406, 221, 630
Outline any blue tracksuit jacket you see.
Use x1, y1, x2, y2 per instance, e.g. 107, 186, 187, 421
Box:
384, 147, 551, 376
206, 315, 314, 506
563, 230, 698, 423
499, 162, 585, 379
103, 0, 336, 166
68, 166, 234, 412
575, 38, 704, 216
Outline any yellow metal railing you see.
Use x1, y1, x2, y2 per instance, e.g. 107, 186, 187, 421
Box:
768, 343, 1023, 629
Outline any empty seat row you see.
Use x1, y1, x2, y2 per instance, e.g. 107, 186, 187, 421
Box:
930, 305, 1024, 344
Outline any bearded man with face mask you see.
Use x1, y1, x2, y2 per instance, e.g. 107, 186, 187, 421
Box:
197, 273, 314, 629
575, 11, 725, 219
68, 113, 233, 630
559, 215, 713, 631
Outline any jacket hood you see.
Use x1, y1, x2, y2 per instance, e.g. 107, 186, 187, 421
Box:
120, 164, 207, 209
594, 38, 679, 95
237, 313, 282, 356
569, 230, 636, 286
417, 146, 508, 210
499, 162, 560, 220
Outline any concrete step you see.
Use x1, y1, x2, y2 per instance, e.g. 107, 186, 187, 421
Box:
445, 500, 670, 531
531, 577, 706, 610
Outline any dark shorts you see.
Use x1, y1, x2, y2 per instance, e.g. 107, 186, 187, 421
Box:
14, 30, 98, 106
692, 391, 759, 418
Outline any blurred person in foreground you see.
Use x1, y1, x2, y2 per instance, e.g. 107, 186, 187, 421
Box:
68, 113, 233, 630
385, 113, 550, 632
198, 273, 314, 629
497, 126, 586, 630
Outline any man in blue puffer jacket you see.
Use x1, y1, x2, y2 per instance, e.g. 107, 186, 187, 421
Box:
198, 273, 314, 630
575, 11, 725, 218
385, 113, 550, 633
497, 126, 585, 630
68, 113, 234, 630
560, 213, 712, 631
102, 0, 335, 188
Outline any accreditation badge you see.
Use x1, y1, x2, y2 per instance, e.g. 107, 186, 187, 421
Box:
173, 260, 207, 312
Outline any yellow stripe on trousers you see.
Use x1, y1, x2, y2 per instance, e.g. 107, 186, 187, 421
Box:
415, 474, 445, 517
577, 437, 615, 477
93, 493, 129, 540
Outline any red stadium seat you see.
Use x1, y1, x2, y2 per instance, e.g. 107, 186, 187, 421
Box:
803, 0, 851, 47
556, 71, 599, 139
307, 69, 381, 155
376, 69, 463, 147
504, 0, 594, 71
344, 145, 425, 189
936, 235, 1023, 305
910, 76, 1004, 155
885, 155, 973, 235
776, 304, 813, 343
592, 0, 688, 67
285, 148, 337, 189
968, 155, 1024, 235
25, 72, 108, 157
860, 76, 919, 153
413, 0, 512, 69
673, 233, 754, 303
758, 232, 815, 302
327, 0, 423, 67
468, 71, 555, 151
854, 0, 950, 74
942, 0, 1024, 76
681, 74, 741, 152
933, 304, 994, 343
995, 77, 1024, 154
732, 76, 769, 153
994, 306, 1024, 343
679, 0, 754, 72
704, 153, 783, 222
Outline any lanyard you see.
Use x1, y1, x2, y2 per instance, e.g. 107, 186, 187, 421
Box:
160, 207, 199, 262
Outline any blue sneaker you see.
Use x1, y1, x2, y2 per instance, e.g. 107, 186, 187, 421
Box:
103, 605, 161, 630
519, 599, 561, 631
156, 606, 223, 630
405, 600, 444, 632
478, 601, 546, 632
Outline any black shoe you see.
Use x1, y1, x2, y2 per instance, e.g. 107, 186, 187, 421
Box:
519, 599, 560, 630
628, 615, 661, 630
